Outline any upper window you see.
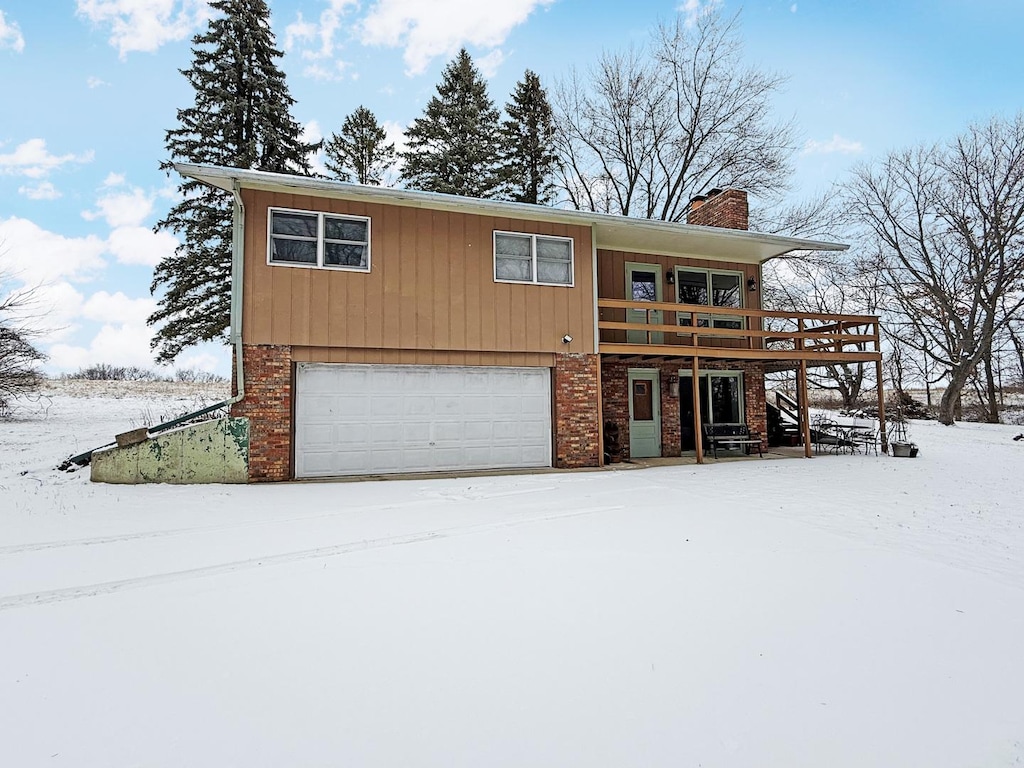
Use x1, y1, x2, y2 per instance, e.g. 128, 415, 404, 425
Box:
494, 232, 574, 287
268, 208, 370, 271
675, 267, 744, 330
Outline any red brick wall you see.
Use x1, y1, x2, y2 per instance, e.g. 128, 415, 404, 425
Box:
601, 359, 766, 459
231, 344, 292, 482
686, 189, 749, 230
553, 353, 601, 468
742, 364, 768, 447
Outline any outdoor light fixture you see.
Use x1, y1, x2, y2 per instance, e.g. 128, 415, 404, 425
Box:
666, 269, 675, 285
562, 334, 573, 344
669, 379, 680, 398
747, 276, 757, 292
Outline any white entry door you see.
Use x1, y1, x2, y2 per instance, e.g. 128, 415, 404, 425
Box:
294, 363, 552, 478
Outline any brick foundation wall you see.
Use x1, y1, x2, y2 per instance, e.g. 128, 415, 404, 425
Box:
231, 344, 292, 482
686, 188, 749, 230
553, 353, 601, 468
601, 359, 767, 459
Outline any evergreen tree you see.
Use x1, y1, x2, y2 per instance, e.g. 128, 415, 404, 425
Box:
324, 106, 396, 185
149, 0, 316, 363
401, 49, 502, 198
501, 70, 557, 205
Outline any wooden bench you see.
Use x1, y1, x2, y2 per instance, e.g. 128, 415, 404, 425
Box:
702, 424, 763, 459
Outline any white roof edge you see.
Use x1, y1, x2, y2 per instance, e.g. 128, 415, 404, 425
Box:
174, 163, 849, 258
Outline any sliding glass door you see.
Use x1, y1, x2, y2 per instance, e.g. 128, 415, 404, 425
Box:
679, 371, 744, 451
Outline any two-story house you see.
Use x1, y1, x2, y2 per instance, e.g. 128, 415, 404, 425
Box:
174, 164, 886, 481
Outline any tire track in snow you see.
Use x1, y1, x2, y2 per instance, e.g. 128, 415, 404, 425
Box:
0, 483, 565, 555
0, 504, 624, 611
0, 499, 438, 555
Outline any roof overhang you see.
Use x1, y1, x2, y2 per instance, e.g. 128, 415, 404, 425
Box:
176, 163, 848, 264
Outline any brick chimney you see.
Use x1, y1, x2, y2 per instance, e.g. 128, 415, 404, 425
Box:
686, 188, 749, 231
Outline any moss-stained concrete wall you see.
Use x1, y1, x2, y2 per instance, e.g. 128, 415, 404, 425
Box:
91, 418, 250, 484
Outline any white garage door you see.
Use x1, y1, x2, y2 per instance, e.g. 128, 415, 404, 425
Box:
294, 363, 552, 478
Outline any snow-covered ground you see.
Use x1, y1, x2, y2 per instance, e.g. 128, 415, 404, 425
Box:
2, 382, 1023, 767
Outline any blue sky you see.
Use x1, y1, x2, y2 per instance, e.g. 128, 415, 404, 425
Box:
1, 0, 1022, 376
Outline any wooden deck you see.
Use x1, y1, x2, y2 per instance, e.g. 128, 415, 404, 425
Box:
597, 298, 882, 369
597, 298, 888, 462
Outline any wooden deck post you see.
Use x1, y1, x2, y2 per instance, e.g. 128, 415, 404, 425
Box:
798, 360, 812, 458
692, 355, 704, 464
876, 357, 888, 454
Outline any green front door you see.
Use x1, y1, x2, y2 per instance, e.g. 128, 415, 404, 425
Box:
628, 370, 661, 458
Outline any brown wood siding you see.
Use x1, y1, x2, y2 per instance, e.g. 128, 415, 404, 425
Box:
597, 248, 762, 348
242, 190, 595, 357
292, 346, 555, 367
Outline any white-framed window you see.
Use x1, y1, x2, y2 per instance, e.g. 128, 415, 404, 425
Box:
494, 231, 574, 287
268, 207, 370, 272
674, 266, 744, 330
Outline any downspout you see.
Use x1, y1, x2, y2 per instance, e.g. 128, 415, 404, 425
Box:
226, 178, 246, 407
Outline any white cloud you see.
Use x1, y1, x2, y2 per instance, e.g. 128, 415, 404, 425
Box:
0, 9, 25, 52
0, 216, 107, 286
286, 1, 356, 80
173, 348, 223, 374
284, 13, 318, 51
75, 0, 213, 58
803, 134, 864, 156
790, 3, 798, 12
87, 75, 109, 88
106, 225, 179, 267
49, 320, 158, 371
379, 119, 408, 185
83, 187, 154, 227
82, 290, 157, 325
476, 49, 506, 78
81, 182, 180, 265
18, 182, 62, 200
678, 0, 723, 27
382, 119, 409, 157
359, 0, 553, 76
44, 290, 161, 372
301, 120, 324, 145
302, 60, 350, 81
0, 139, 94, 179
31, 282, 87, 343
302, 120, 330, 177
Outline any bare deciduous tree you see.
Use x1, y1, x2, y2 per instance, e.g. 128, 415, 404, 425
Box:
846, 113, 1024, 425
763, 246, 884, 408
554, 10, 795, 220
0, 263, 46, 413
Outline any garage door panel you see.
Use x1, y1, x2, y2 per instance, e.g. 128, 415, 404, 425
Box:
295, 364, 553, 477
464, 422, 493, 440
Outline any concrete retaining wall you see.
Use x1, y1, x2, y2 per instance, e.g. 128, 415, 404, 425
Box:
91, 417, 250, 484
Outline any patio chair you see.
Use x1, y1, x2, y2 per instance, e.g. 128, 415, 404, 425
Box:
813, 419, 838, 454
852, 428, 879, 456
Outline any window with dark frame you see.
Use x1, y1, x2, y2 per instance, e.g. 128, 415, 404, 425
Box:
675, 267, 744, 330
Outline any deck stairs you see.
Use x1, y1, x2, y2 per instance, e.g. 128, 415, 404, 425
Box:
767, 391, 803, 447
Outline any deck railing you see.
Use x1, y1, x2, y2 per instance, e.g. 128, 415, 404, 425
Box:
597, 299, 881, 363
